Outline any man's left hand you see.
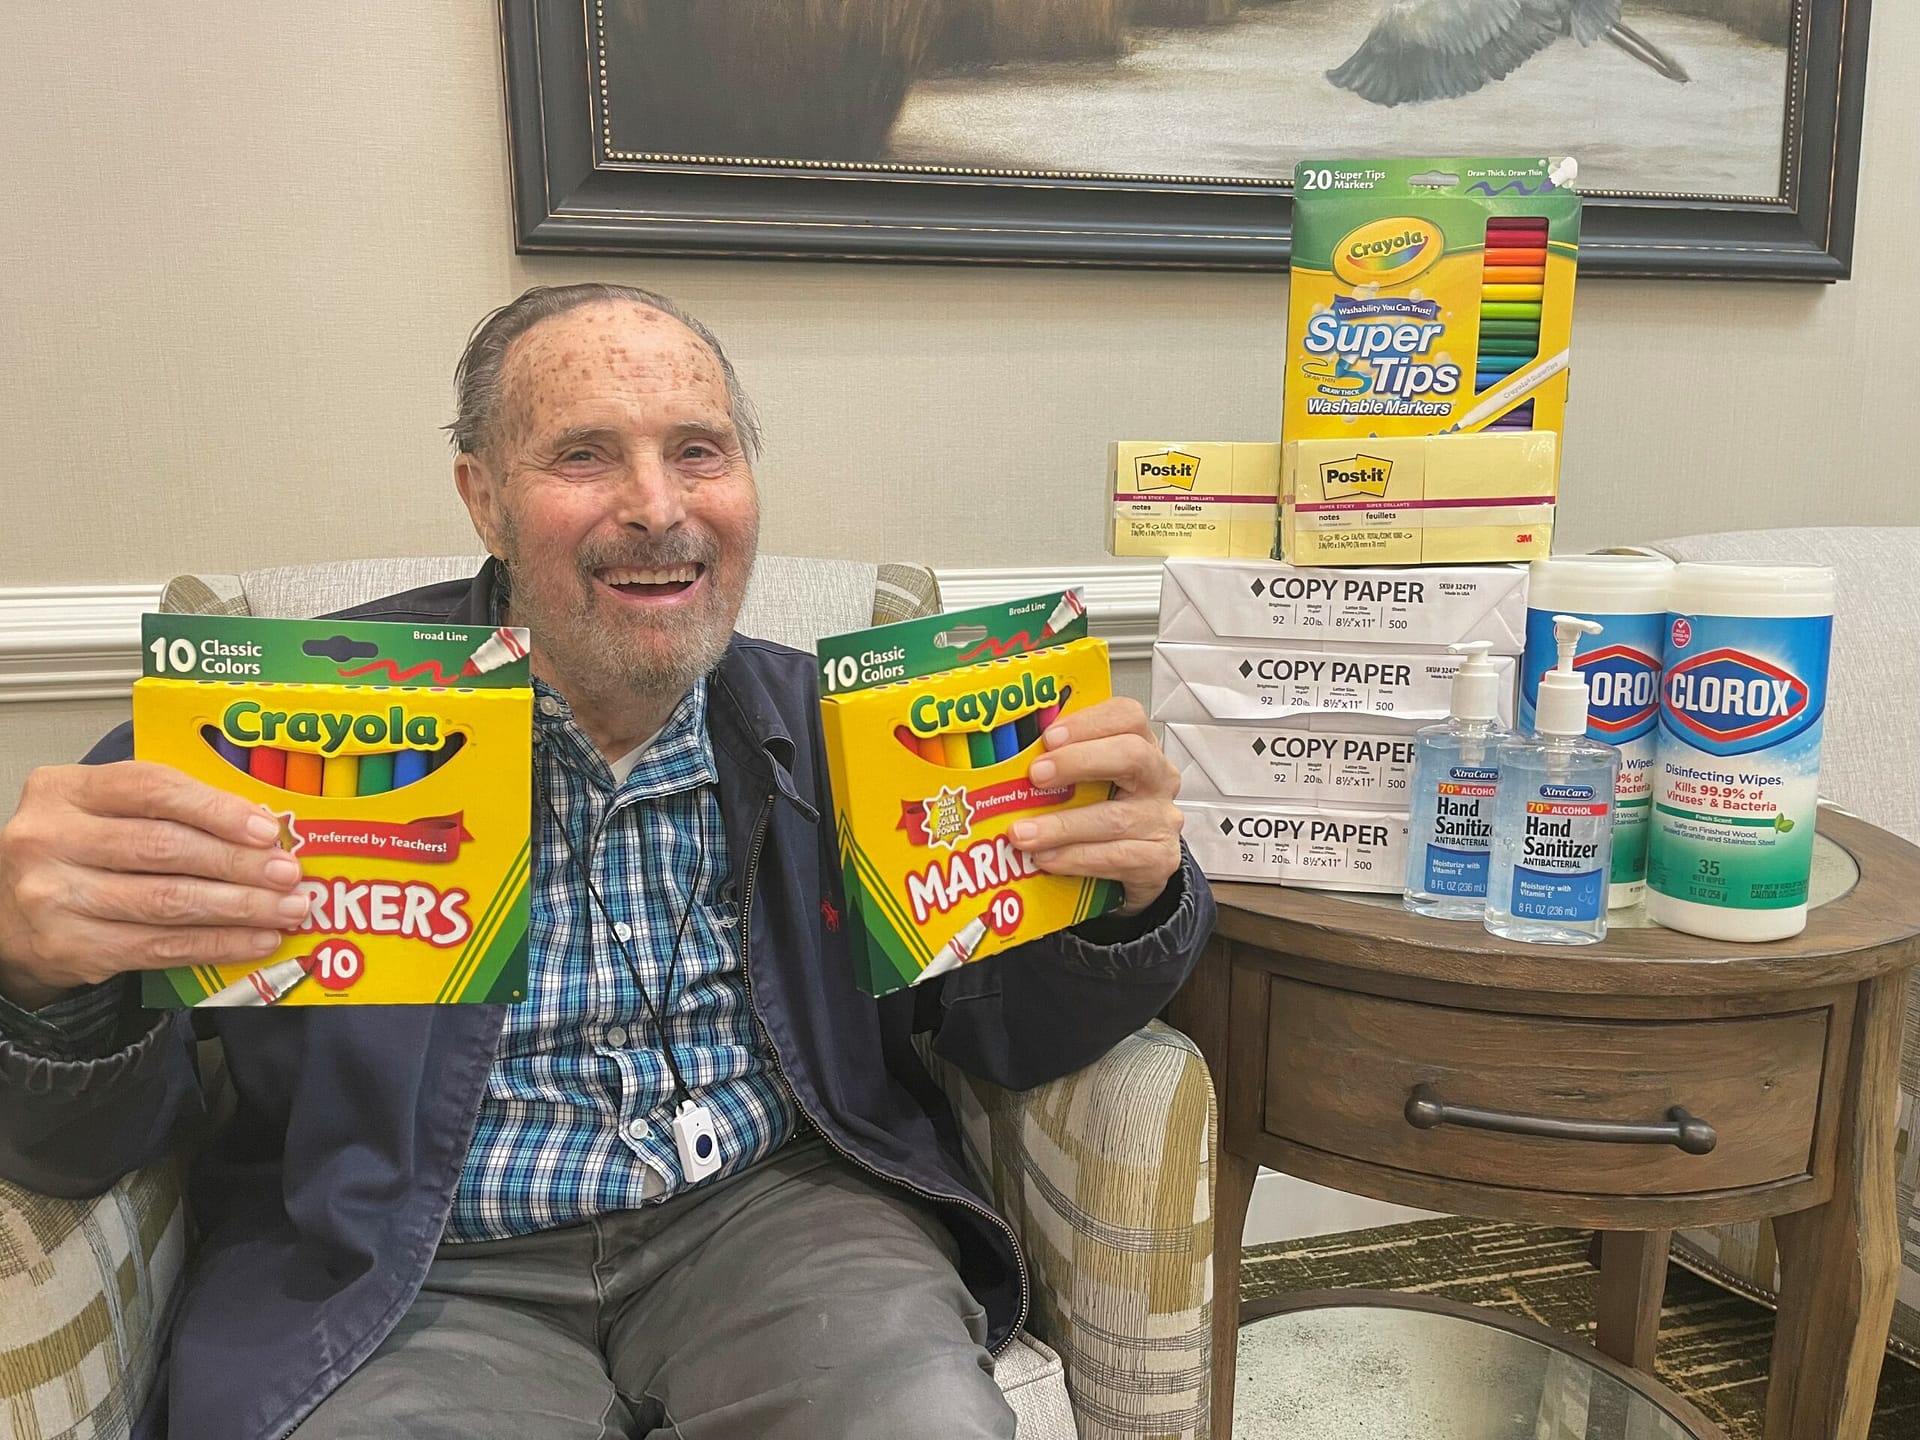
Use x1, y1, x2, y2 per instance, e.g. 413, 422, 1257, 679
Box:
1009, 698, 1182, 916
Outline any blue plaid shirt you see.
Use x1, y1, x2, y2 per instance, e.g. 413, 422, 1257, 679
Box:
443, 676, 796, 1242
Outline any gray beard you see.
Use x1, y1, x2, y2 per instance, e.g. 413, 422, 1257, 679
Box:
494, 538, 740, 712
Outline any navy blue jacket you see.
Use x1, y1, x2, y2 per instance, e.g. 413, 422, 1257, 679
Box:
0, 565, 1212, 1440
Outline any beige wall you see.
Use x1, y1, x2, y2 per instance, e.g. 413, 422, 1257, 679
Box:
2, 1, 1916, 794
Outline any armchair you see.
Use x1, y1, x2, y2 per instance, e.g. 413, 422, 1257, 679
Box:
0, 554, 1216, 1440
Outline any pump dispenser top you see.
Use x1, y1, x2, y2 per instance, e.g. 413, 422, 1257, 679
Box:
1532, 616, 1603, 737
1447, 641, 1502, 722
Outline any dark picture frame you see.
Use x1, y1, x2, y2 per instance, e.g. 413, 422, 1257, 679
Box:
502, 0, 1870, 281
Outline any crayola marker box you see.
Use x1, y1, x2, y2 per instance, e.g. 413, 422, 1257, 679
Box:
1285, 158, 1579, 446
133, 615, 532, 1007
818, 591, 1120, 997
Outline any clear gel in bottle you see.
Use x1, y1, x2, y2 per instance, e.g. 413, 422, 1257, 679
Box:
1404, 642, 1513, 919
1486, 616, 1621, 945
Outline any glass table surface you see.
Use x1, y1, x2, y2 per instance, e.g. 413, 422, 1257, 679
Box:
1235, 1295, 1717, 1440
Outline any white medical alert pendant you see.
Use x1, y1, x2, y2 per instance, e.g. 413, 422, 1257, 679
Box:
673, 1099, 722, 1182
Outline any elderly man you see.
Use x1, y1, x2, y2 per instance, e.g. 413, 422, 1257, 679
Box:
0, 284, 1210, 1440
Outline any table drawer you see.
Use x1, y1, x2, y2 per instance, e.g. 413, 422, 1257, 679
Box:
1261, 978, 1827, 1196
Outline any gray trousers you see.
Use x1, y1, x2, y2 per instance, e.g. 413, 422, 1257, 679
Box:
290, 1138, 1016, 1440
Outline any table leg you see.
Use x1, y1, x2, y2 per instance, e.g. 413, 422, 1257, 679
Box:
1211, 1149, 1258, 1440
1764, 971, 1907, 1440
1165, 938, 1251, 1440
1594, 1230, 1670, 1371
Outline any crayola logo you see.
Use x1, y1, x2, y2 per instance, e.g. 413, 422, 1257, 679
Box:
1317, 455, 1393, 498
1576, 645, 1661, 741
221, 700, 443, 755
1661, 648, 1812, 754
1333, 217, 1444, 287
909, 673, 1058, 736
1133, 450, 1201, 492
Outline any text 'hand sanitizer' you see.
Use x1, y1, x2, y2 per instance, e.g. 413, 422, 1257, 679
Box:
1404, 642, 1514, 919
1486, 616, 1622, 945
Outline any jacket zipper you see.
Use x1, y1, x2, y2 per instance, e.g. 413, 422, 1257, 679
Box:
736, 793, 1031, 1358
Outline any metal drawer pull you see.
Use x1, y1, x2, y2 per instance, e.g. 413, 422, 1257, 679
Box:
1404, 1084, 1718, 1155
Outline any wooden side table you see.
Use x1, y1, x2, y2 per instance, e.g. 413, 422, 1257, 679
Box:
1167, 809, 1920, 1440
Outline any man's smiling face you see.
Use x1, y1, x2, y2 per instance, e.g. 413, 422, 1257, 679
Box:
457, 301, 759, 729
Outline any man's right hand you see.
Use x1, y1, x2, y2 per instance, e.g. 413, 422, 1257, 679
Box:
0, 762, 309, 1010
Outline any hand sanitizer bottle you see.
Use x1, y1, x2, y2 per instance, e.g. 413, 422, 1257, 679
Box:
1404, 642, 1513, 919
1485, 616, 1622, 945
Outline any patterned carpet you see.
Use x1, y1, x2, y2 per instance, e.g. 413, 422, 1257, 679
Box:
1241, 1216, 1920, 1440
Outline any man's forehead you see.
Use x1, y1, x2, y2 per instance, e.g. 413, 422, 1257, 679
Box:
509, 302, 717, 370
501, 303, 728, 410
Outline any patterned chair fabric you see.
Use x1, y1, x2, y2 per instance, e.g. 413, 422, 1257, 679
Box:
1629, 528, 1920, 1364
0, 1158, 189, 1439
923, 1021, 1216, 1440
1, 554, 1212, 1440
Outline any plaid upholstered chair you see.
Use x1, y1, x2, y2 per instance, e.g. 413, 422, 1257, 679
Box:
0, 554, 1217, 1440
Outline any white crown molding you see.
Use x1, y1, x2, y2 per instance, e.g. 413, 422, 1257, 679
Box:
0, 584, 166, 704
934, 563, 1163, 663
0, 564, 1165, 704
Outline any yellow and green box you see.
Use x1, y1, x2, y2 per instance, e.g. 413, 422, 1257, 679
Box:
133, 614, 532, 1007
818, 592, 1120, 996
1284, 157, 1579, 445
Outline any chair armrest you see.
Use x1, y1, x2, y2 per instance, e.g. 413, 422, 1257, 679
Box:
923, 1020, 1216, 1440
0, 1157, 191, 1436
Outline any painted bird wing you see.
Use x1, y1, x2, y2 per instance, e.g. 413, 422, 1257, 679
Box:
1327, 0, 1570, 107
1568, 0, 1623, 45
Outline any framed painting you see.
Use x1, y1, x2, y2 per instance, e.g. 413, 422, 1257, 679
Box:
502, 0, 1870, 279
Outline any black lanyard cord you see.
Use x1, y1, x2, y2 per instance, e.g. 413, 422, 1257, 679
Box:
536, 759, 706, 1109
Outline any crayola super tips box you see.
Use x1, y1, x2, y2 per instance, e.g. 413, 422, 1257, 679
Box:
818, 591, 1121, 996
134, 614, 532, 1007
1285, 158, 1579, 442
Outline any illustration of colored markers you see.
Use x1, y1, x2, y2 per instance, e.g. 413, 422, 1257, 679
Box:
393, 749, 432, 788
940, 733, 971, 768
249, 746, 288, 787
1453, 349, 1570, 432
321, 755, 359, 797
202, 726, 249, 773
200, 956, 309, 1007
284, 751, 324, 795
911, 914, 989, 986
357, 751, 395, 795
967, 729, 997, 767
461, 625, 529, 677
1039, 590, 1086, 639
990, 722, 1019, 763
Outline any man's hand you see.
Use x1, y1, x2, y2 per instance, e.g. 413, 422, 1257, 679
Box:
1009, 698, 1183, 916
0, 762, 309, 1010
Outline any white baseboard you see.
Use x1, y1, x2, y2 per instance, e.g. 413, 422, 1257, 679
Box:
0, 563, 1162, 705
